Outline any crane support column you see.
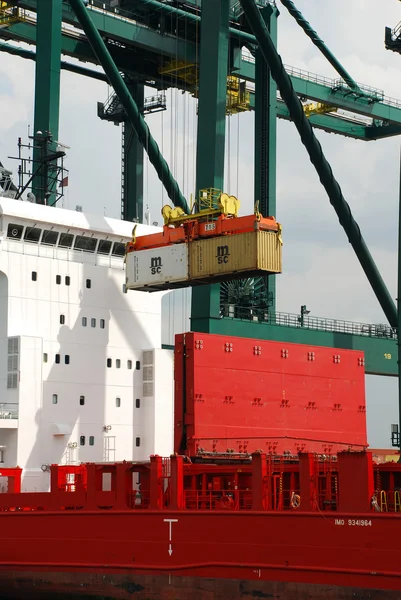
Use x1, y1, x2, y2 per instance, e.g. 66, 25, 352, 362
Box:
254, 3, 278, 313
32, 0, 62, 205
240, 0, 397, 327
191, 0, 230, 331
68, 0, 189, 213
122, 81, 144, 223
195, 0, 229, 193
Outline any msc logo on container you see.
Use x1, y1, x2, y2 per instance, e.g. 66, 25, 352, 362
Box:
216, 245, 230, 264
150, 256, 162, 275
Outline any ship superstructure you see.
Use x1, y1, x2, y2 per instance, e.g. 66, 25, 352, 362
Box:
0, 197, 174, 491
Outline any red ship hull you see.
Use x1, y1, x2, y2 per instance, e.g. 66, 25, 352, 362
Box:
0, 509, 401, 598
0, 334, 399, 598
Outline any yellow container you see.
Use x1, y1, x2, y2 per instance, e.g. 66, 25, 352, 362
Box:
189, 230, 282, 280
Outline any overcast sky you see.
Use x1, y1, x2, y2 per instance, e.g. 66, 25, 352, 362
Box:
1, 0, 401, 447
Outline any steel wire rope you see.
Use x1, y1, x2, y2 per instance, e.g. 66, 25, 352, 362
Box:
236, 113, 240, 199
227, 112, 231, 194
173, 9, 179, 189
239, 0, 397, 327
182, 15, 188, 200
193, 0, 199, 211
160, 3, 165, 210
230, 20, 243, 200
169, 9, 174, 190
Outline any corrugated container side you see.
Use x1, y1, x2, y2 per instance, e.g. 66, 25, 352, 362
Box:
257, 231, 282, 273
189, 230, 281, 279
126, 244, 188, 289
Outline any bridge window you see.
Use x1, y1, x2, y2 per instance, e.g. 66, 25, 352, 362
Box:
42, 229, 59, 245
24, 226, 41, 243
112, 242, 125, 257
74, 235, 98, 252
98, 239, 112, 255
7, 223, 23, 239
59, 233, 74, 248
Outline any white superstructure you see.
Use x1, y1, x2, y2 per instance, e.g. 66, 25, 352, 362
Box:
0, 197, 174, 491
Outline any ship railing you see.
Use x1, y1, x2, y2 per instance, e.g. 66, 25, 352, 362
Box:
129, 490, 150, 509
377, 490, 401, 513
222, 305, 397, 341
0, 403, 18, 419
3, 239, 125, 270
184, 489, 250, 511
183, 488, 317, 511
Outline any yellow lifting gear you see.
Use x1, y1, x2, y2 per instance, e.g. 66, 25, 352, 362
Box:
162, 189, 240, 226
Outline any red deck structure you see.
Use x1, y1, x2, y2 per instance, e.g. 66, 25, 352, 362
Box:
0, 453, 400, 598
175, 332, 367, 456
0, 334, 399, 599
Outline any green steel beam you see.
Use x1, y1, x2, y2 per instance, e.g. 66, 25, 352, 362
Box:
122, 81, 144, 222
276, 102, 369, 139
0, 40, 108, 81
366, 122, 401, 140
68, 0, 189, 213
32, 0, 62, 205
195, 0, 230, 192
203, 317, 397, 376
5, 7, 401, 128
236, 58, 401, 126
191, 0, 230, 332
279, 0, 362, 94
1, 39, 396, 141
1, 21, 165, 85
240, 0, 398, 329
17, 0, 198, 62
254, 4, 278, 312
4, 40, 392, 142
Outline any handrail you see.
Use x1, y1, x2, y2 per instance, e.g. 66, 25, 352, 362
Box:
221, 306, 398, 340
0, 403, 18, 419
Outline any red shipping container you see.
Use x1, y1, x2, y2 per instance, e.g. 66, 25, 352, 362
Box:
174, 332, 367, 456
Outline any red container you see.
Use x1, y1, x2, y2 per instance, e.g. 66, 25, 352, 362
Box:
174, 332, 367, 456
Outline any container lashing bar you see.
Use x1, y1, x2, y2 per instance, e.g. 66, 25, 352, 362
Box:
239, 0, 397, 328
68, 0, 189, 215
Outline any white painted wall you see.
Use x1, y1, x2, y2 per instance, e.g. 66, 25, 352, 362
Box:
0, 201, 176, 491
0, 271, 8, 393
